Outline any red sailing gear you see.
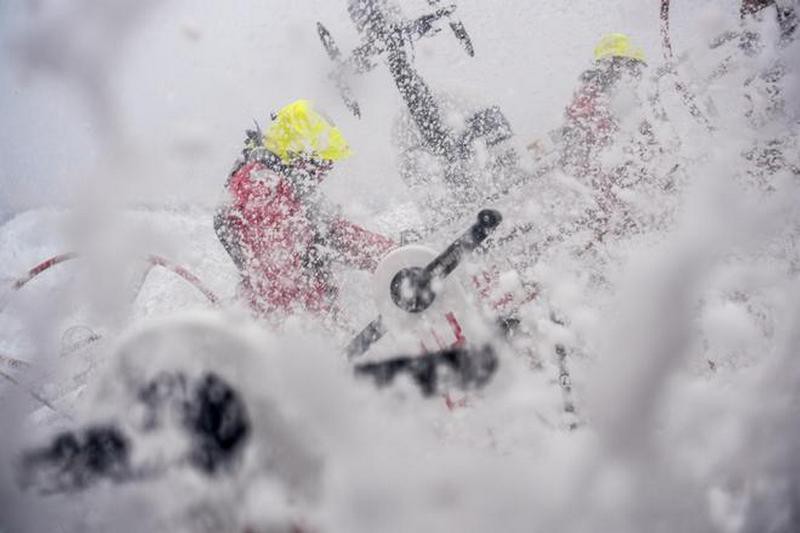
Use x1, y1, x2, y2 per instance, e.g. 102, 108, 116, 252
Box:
217, 159, 395, 319
558, 68, 619, 180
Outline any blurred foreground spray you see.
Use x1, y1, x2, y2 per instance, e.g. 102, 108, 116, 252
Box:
8, 0, 167, 330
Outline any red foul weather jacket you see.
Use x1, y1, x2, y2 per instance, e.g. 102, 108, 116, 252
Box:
558, 68, 618, 180
216, 158, 395, 318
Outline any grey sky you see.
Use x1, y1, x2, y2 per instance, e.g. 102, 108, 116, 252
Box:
0, 0, 738, 217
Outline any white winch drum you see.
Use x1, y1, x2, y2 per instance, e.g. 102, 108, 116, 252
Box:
372, 244, 473, 352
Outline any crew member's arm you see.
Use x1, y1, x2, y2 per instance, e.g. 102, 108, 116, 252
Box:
327, 218, 396, 271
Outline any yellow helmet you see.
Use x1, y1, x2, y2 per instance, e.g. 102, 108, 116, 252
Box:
264, 99, 352, 163
593, 33, 646, 63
